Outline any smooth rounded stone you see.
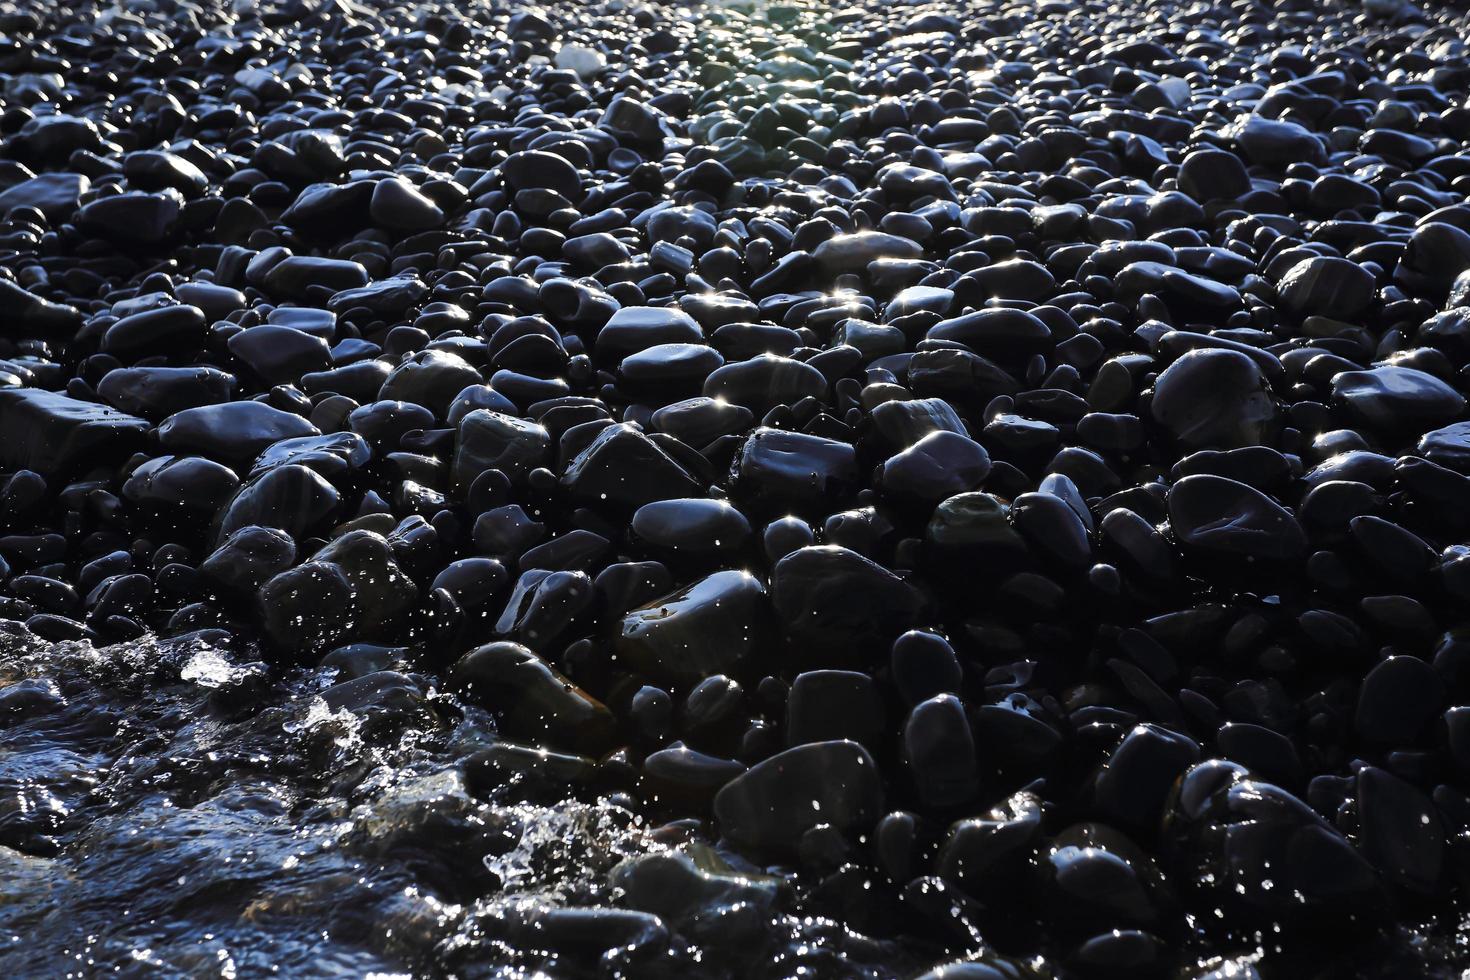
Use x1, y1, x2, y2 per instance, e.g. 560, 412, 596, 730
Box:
1355, 655, 1441, 746
1356, 766, 1444, 896
563, 232, 631, 269
1042, 823, 1166, 930
629, 685, 674, 741
1177, 148, 1251, 202
926, 492, 1028, 555
702, 354, 827, 415
280, 181, 375, 236
1419, 308, 1470, 357
833, 319, 906, 361
650, 396, 754, 447
0, 388, 149, 477
453, 409, 551, 490
870, 397, 966, 449
101, 304, 207, 356
328, 276, 429, 317
518, 529, 611, 573
369, 177, 444, 232
227, 325, 332, 385
713, 740, 882, 851
681, 673, 744, 736
786, 670, 885, 749
813, 232, 924, 275
1331, 366, 1466, 436
493, 568, 596, 647
885, 285, 954, 321
1167, 475, 1306, 562
10, 113, 101, 163
1398, 222, 1470, 297
1114, 262, 1240, 316
731, 427, 857, 504
446, 384, 518, 427
632, 498, 751, 557
250, 432, 371, 481
199, 525, 297, 595
596, 306, 703, 363
216, 464, 341, 541
452, 641, 614, 754
78, 191, 182, 245
925, 307, 1052, 358
880, 430, 991, 504
176, 282, 247, 322
259, 529, 416, 651
1168, 762, 1380, 921
771, 545, 926, 652
0, 279, 82, 337
1093, 724, 1201, 834
1233, 114, 1326, 167
642, 744, 746, 797
937, 789, 1046, 897
378, 350, 482, 417
502, 149, 582, 200
348, 400, 434, 454
1276, 256, 1376, 321
261, 256, 370, 300
891, 630, 962, 706
472, 504, 545, 559
301, 359, 393, 402
904, 694, 978, 808
595, 561, 673, 619
616, 570, 768, 684
620, 343, 724, 390
561, 423, 701, 510
121, 455, 239, 512
1099, 507, 1175, 583
1009, 491, 1093, 571
1174, 446, 1291, 495
0, 172, 88, 219
158, 402, 320, 468
1418, 422, 1470, 473
762, 516, 814, 565
1348, 516, 1436, 582
124, 150, 207, 195
1150, 349, 1276, 450
554, 43, 605, 79
960, 259, 1057, 303
610, 849, 780, 927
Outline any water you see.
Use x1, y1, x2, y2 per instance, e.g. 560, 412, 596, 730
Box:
0, 628, 922, 978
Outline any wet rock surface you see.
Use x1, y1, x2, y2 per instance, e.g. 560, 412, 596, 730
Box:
3, 0, 1470, 975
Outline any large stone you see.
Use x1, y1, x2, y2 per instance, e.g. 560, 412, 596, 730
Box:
0, 388, 149, 477
560, 423, 701, 510
452, 409, 551, 490
158, 401, 320, 468
713, 740, 883, 851
616, 570, 769, 683
259, 530, 416, 650
770, 545, 927, 652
